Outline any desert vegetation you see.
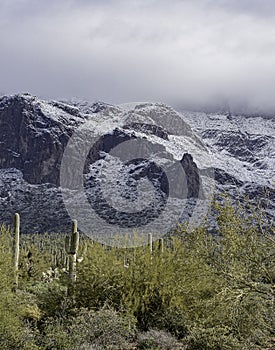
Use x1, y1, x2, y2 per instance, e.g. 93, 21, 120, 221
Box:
0, 200, 274, 349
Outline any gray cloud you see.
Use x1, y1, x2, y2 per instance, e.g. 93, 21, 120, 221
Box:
1, 0, 275, 114
206, 0, 275, 18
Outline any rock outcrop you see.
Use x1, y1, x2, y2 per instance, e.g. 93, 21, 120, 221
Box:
0, 93, 273, 234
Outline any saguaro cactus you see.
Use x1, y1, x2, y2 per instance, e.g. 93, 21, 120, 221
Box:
13, 213, 20, 290
148, 233, 153, 253
65, 220, 79, 284
158, 238, 164, 253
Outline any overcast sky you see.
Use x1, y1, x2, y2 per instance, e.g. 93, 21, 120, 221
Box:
1, 0, 275, 114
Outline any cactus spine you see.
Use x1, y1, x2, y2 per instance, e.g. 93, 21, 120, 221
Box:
65, 220, 79, 285
13, 213, 20, 290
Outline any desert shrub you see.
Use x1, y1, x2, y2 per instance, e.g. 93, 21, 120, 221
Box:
0, 290, 40, 350
75, 238, 187, 330
179, 200, 275, 349
28, 281, 72, 318
19, 244, 53, 286
0, 198, 274, 350
74, 242, 127, 309
0, 225, 38, 349
150, 307, 188, 339
184, 325, 243, 350
71, 306, 137, 349
137, 329, 184, 349
73, 200, 274, 349
36, 306, 137, 350
35, 317, 75, 350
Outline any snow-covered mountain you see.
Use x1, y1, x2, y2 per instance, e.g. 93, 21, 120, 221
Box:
180, 110, 275, 220
0, 93, 273, 239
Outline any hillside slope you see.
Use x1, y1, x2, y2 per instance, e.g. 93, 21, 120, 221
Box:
0, 94, 273, 235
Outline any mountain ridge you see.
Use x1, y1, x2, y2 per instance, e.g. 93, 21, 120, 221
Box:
0, 93, 274, 234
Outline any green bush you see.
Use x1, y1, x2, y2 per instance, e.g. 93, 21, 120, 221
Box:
36, 306, 137, 350
0, 226, 38, 349
137, 329, 184, 349
74, 201, 274, 348
0, 199, 274, 350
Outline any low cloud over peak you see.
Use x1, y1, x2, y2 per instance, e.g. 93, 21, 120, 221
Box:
1, 0, 275, 115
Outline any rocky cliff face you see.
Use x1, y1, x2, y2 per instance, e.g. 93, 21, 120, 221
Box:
0, 94, 83, 185
181, 110, 275, 220
0, 94, 273, 235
